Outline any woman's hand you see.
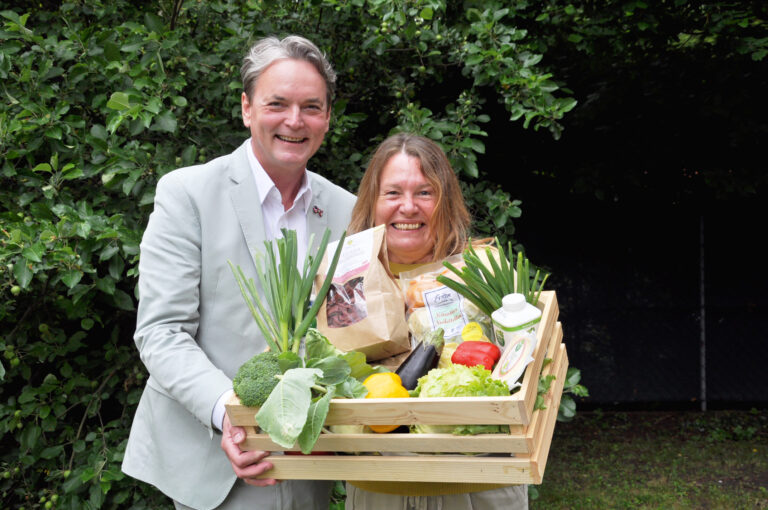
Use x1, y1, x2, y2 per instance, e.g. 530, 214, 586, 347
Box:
220, 414, 279, 486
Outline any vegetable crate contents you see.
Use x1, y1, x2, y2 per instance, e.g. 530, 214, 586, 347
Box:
225, 291, 568, 485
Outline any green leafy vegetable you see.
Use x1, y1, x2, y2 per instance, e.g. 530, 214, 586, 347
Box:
246, 329, 379, 453
410, 364, 510, 435
256, 368, 322, 449
305, 328, 385, 381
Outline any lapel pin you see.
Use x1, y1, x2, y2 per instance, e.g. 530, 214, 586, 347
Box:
312, 206, 324, 218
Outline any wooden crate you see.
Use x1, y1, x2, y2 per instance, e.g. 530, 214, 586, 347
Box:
226, 290, 568, 484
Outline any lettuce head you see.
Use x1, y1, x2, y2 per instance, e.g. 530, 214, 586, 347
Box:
411, 364, 511, 435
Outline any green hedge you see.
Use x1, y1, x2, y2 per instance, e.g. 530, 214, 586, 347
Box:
0, 1, 576, 507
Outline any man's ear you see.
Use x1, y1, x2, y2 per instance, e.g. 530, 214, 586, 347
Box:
241, 92, 251, 127
324, 102, 331, 132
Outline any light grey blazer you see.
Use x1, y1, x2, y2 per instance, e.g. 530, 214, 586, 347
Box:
121, 141, 356, 509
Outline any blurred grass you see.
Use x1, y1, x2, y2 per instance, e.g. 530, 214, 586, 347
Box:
531, 409, 768, 509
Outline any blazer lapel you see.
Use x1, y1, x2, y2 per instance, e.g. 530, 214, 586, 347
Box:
228, 144, 266, 263
306, 175, 331, 256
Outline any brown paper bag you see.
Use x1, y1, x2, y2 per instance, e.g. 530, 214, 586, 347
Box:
315, 225, 410, 360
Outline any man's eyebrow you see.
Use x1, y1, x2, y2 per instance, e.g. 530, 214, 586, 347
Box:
263, 94, 324, 105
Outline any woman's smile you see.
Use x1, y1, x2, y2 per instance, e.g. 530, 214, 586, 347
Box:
374, 152, 437, 264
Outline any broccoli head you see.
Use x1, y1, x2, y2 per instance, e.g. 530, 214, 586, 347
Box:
232, 351, 282, 407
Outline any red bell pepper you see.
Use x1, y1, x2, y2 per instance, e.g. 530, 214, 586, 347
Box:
451, 341, 501, 370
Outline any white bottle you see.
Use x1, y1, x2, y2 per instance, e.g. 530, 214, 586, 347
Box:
491, 293, 542, 390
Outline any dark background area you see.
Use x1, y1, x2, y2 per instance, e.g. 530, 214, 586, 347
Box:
481, 37, 768, 408
514, 186, 767, 409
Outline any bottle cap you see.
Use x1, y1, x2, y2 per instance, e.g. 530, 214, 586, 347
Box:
502, 293, 526, 312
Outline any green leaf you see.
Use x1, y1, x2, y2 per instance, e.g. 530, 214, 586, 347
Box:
298, 388, 334, 454
144, 12, 165, 33
19, 424, 41, 450
13, 260, 33, 288
90, 124, 108, 140
112, 289, 135, 310
106, 92, 132, 111
45, 126, 63, 140
307, 357, 350, 386
61, 163, 83, 180
60, 269, 83, 289
564, 367, 582, 388
255, 368, 322, 448
40, 445, 63, 459
419, 7, 433, 20
558, 395, 577, 420
96, 276, 116, 295
22, 242, 44, 263
150, 110, 177, 133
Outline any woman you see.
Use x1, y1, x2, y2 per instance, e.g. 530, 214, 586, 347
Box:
346, 133, 528, 510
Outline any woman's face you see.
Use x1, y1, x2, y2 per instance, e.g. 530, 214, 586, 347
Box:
374, 152, 438, 264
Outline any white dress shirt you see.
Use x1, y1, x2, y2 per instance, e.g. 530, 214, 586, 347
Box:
212, 139, 314, 431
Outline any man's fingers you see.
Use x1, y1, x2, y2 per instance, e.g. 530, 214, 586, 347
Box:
220, 414, 279, 484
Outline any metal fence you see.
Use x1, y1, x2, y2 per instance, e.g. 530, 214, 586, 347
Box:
515, 193, 767, 409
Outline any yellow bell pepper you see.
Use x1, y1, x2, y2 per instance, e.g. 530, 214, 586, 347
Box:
363, 372, 409, 433
461, 322, 491, 342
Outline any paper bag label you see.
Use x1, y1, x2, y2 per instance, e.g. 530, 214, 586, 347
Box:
422, 286, 468, 338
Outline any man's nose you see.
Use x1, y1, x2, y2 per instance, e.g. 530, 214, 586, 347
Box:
284, 105, 304, 127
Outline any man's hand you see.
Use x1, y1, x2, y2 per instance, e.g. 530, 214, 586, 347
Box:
221, 413, 279, 486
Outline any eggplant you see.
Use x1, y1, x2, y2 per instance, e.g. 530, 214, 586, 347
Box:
396, 328, 445, 390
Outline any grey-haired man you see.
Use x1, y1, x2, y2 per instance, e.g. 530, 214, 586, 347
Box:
122, 35, 355, 510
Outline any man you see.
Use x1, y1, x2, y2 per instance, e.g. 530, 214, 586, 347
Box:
122, 35, 356, 510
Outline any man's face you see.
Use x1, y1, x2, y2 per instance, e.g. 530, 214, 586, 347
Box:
241, 59, 331, 180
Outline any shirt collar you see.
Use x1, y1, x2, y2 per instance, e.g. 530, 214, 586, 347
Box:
245, 138, 313, 214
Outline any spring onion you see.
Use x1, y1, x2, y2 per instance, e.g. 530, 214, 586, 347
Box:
436, 238, 550, 316
229, 228, 346, 353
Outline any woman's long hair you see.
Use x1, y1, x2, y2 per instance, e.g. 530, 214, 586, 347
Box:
348, 133, 471, 261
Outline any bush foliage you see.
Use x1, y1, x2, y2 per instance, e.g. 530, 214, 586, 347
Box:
0, 0, 584, 507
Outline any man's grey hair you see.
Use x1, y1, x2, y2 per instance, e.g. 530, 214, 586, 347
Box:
241, 35, 336, 107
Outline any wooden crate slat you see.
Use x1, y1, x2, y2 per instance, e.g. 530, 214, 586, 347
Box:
259, 454, 535, 484
244, 430, 530, 454
527, 342, 568, 483
323, 396, 527, 425
523, 322, 564, 452
530, 344, 569, 483
227, 394, 528, 427
520, 291, 559, 423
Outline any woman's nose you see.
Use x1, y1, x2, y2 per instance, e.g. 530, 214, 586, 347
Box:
399, 195, 418, 213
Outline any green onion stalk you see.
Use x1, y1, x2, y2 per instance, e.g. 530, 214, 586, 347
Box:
229, 228, 346, 354
436, 237, 550, 317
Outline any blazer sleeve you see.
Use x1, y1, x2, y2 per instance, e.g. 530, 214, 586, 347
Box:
133, 171, 232, 430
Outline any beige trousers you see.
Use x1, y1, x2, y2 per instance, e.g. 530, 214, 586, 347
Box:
174, 479, 333, 510
345, 484, 528, 510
